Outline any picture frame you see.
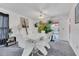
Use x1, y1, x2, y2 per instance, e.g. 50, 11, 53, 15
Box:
20, 17, 29, 34
75, 3, 79, 24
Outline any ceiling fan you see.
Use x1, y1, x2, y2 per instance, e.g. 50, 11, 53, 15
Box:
33, 6, 57, 20
32, 4, 68, 20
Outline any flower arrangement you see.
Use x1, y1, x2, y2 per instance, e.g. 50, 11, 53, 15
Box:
34, 20, 53, 33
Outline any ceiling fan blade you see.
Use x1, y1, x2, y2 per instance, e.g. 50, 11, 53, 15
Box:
45, 13, 69, 20
33, 4, 51, 14
42, 4, 51, 10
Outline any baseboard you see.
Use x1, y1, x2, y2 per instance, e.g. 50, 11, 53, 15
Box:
68, 40, 78, 56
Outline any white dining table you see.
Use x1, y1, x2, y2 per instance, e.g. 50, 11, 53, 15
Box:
12, 26, 50, 56
26, 31, 48, 55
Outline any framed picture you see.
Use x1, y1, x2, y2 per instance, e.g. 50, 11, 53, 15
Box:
20, 17, 29, 28
75, 3, 79, 24
20, 17, 29, 34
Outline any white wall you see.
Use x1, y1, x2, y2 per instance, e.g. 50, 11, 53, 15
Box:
67, 4, 79, 55
0, 8, 23, 28
59, 16, 69, 41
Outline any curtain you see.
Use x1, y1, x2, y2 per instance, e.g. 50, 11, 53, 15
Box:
0, 14, 9, 40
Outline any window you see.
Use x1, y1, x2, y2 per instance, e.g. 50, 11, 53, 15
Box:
0, 12, 9, 44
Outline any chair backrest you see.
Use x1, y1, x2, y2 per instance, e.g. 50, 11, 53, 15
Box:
43, 32, 52, 42
11, 26, 28, 48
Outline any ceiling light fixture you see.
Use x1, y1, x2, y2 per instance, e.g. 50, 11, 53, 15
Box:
39, 15, 44, 19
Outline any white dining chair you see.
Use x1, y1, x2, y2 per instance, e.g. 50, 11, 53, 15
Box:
39, 31, 52, 49
11, 26, 34, 56
34, 31, 51, 55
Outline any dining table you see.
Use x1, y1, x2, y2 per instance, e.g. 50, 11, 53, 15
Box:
22, 26, 51, 56
12, 26, 51, 56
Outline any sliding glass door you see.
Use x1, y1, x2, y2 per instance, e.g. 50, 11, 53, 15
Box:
0, 12, 9, 45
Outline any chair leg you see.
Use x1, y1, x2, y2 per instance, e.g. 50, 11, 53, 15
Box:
43, 43, 50, 49
36, 45, 48, 56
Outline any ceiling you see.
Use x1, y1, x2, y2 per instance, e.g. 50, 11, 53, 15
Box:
0, 3, 74, 20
